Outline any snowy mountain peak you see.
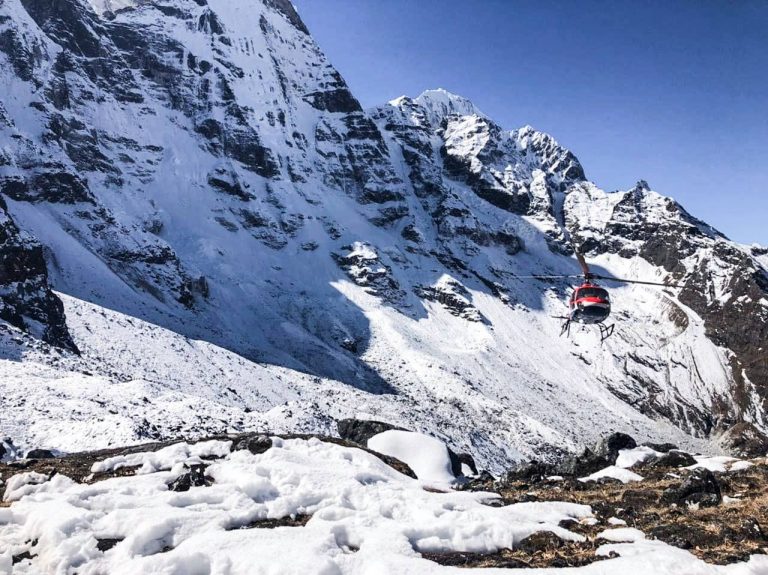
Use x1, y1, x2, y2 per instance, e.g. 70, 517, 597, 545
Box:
85, 0, 137, 17
635, 179, 651, 191
412, 88, 486, 126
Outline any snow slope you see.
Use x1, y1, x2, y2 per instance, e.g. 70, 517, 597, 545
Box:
1, 288, 719, 473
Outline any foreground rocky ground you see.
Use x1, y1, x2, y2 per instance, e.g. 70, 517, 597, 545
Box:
453, 456, 768, 568
1, 426, 767, 572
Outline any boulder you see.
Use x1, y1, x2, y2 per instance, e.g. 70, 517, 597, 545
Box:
501, 460, 553, 484
593, 432, 637, 464
337, 419, 406, 447
233, 434, 273, 455
650, 450, 696, 469
514, 433, 638, 479
25, 449, 55, 459
557, 448, 610, 477
718, 422, 768, 459
661, 468, 722, 508
358, 424, 474, 480
168, 464, 211, 492
456, 470, 495, 492
450, 452, 478, 477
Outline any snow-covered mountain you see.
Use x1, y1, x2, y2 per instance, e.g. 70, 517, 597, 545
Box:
0, 0, 766, 471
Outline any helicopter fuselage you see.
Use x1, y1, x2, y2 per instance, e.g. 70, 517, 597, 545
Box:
569, 283, 611, 324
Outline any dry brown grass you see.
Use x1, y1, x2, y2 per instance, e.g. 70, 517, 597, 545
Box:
423, 461, 768, 568
492, 463, 768, 566
423, 541, 611, 569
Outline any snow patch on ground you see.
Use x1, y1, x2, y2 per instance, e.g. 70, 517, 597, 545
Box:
2, 438, 766, 574
689, 456, 741, 473
597, 527, 646, 543
616, 446, 662, 469
90, 440, 232, 475
367, 430, 455, 485
1, 438, 590, 573
580, 466, 644, 484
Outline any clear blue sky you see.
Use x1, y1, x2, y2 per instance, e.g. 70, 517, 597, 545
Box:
293, 0, 768, 245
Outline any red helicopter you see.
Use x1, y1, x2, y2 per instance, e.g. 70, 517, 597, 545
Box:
519, 252, 681, 342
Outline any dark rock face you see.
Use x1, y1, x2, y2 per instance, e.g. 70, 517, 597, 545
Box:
556, 449, 611, 477
453, 452, 478, 476
1, 172, 94, 204
501, 460, 554, 484
263, 0, 310, 35
233, 434, 273, 455
337, 419, 405, 447
718, 422, 768, 459
168, 463, 211, 492
333, 244, 406, 305
650, 450, 696, 469
661, 468, 722, 508
593, 432, 637, 465
0, 197, 77, 351
304, 88, 361, 114
414, 279, 485, 322
25, 449, 55, 459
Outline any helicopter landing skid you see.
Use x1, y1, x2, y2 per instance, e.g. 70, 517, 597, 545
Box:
555, 317, 615, 342
597, 322, 615, 342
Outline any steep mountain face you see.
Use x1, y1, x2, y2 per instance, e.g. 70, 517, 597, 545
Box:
0, 0, 765, 470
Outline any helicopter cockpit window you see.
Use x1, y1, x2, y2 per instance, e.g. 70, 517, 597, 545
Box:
578, 287, 609, 300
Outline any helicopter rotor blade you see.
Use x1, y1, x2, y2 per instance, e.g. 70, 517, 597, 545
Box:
591, 274, 684, 288
512, 274, 585, 280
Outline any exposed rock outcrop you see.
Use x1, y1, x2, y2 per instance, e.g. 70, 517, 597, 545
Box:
0, 197, 76, 351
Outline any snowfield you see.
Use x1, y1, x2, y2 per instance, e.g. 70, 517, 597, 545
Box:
2, 437, 767, 574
